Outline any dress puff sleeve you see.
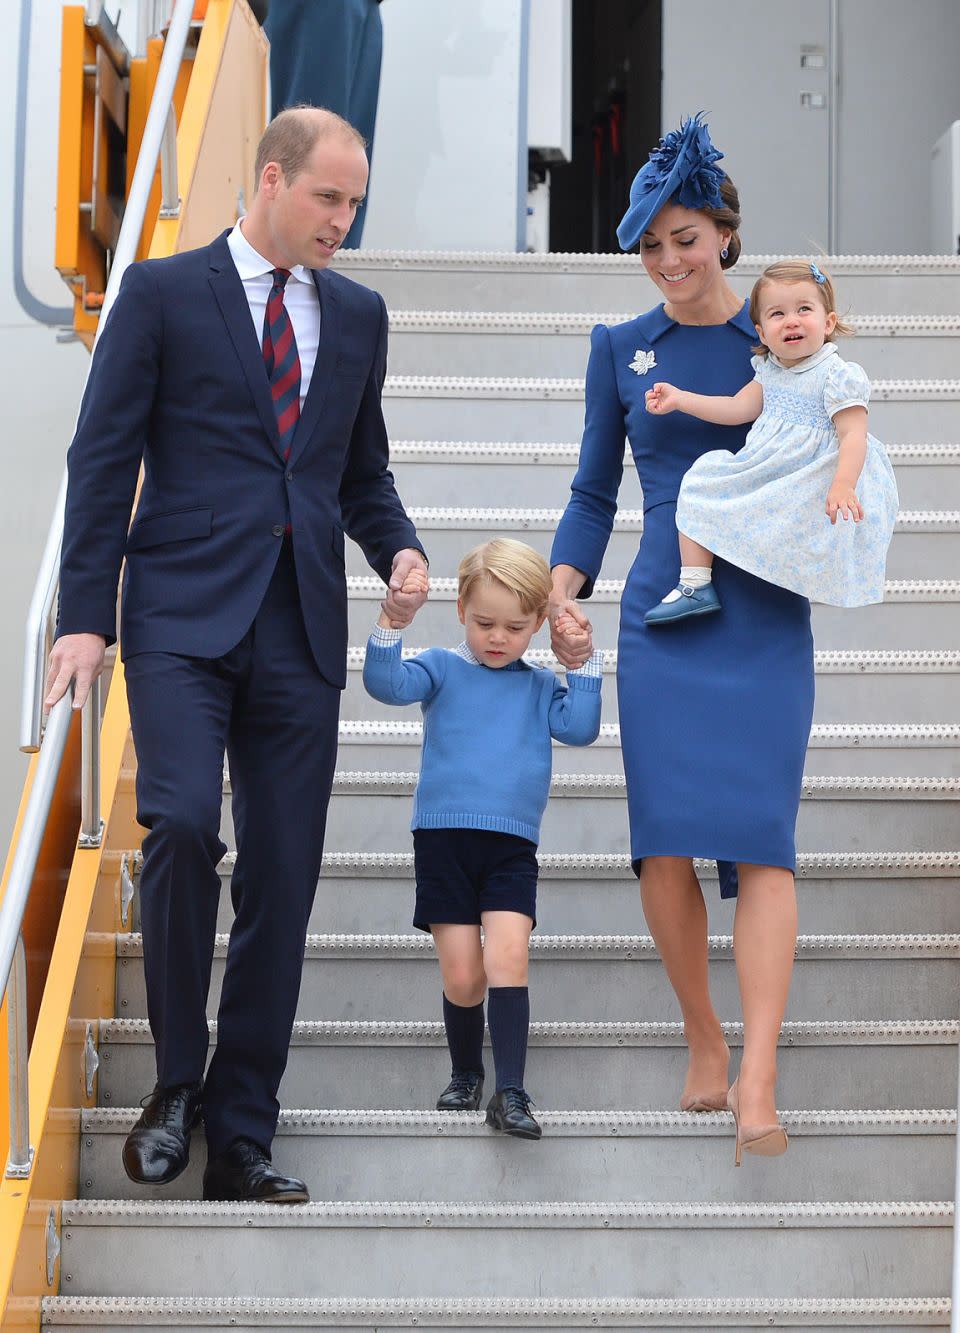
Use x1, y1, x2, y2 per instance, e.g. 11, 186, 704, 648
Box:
823, 358, 871, 419
549, 324, 626, 599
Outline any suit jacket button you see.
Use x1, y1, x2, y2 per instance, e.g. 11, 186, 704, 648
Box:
272, 524, 284, 537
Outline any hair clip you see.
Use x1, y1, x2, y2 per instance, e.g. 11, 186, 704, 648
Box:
809, 262, 827, 285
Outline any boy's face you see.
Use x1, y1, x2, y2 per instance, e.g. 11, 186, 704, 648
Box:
457, 581, 546, 669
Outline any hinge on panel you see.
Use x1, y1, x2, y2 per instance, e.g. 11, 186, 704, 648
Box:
45, 1208, 60, 1288
83, 1024, 99, 1098
119, 852, 136, 927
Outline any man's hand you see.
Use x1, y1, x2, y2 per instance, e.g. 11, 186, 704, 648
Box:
44, 633, 107, 711
549, 597, 593, 669
381, 549, 429, 629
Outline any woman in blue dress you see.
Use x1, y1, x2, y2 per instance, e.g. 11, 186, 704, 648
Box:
550, 117, 813, 1162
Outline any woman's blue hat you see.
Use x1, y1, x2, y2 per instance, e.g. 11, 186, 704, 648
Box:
617, 113, 727, 252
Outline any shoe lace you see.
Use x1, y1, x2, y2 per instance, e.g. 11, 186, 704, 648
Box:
139, 1083, 198, 1128
502, 1087, 535, 1114
447, 1072, 480, 1095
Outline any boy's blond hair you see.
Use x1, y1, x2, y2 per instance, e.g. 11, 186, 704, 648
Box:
457, 539, 552, 617
750, 259, 854, 358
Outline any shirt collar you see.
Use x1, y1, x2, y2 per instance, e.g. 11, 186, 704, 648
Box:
453, 642, 529, 671
634, 298, 755, 345
227, 220, 313, 286
770, 342, 838, 374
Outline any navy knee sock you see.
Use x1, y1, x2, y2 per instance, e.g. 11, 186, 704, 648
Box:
442, 995, 485, 1077
487, 986, 530, 1092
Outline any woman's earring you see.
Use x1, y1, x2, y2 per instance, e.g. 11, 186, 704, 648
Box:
720, 246, 729, 260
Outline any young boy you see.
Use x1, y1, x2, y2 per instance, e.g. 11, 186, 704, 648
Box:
362, 539, 602, 1139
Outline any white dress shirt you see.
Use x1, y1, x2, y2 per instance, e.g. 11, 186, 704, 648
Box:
226, 221, 321, 406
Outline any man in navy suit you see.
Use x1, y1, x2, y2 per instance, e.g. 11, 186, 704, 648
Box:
45, 107, 428, 1203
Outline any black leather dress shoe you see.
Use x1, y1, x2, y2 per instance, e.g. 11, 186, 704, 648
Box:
485, 1087, 542, 1140
122, 1081, 203, 1185
436, 1070, 484, 1111
202, 1140, 310, 1203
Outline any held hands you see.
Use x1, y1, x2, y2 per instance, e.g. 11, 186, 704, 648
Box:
825, 479, 865, 525
44, 633, 107, 712
380, 550, 429, 629
549, 598, 593, 670
645, 382, 683, 415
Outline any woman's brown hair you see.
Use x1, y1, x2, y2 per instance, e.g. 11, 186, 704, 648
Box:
701, 176, 742, 271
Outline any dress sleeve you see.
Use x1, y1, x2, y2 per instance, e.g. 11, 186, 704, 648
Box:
549, 324, 625, 599
823, 358, 871, 418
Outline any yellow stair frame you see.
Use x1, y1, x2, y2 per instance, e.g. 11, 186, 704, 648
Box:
0, 3, 266, 1324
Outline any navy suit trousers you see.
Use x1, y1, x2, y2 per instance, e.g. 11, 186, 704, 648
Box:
125, 542, 340, 1156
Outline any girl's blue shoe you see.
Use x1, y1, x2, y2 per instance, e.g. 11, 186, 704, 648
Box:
644, 582, 722, 626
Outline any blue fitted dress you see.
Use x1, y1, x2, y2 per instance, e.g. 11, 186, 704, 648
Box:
551, 301, 815, 898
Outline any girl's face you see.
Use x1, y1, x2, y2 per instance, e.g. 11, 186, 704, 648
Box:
639, 202, 731, 308
755, 278, 838, 365
457, 580, 546, 669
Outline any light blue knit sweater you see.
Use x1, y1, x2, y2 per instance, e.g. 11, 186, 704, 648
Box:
362, 633, 603, 844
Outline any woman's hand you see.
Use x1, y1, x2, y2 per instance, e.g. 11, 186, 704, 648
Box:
549, 598, 593, 669
645, 382, 683, 415
825, 480, 864, 525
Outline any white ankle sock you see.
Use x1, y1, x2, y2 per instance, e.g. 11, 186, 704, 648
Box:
661, 566, 712, 604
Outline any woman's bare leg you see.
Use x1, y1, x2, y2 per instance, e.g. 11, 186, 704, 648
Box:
640, 855, 729, 1105
732, 863, 797, 1126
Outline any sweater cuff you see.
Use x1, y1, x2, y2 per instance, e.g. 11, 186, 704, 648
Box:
370, 624, 402, 647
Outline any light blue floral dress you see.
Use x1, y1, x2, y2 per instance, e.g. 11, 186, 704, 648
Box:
675, 342, 899, 606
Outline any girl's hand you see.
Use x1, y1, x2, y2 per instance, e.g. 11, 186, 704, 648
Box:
397, 568, 430, 596
549, 598, 593, 669
826, 481, 865, 525
645, 382, 682, 415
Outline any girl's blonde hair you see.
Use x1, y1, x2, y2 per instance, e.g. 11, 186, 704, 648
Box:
457, 539, 552, 617
749, 259, 854, 358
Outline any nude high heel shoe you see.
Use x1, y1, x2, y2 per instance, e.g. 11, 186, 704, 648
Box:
679, 1092, 728, 1113
727, 1080, 788, 1166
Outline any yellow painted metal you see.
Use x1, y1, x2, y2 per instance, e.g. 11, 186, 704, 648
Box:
0, 5, 267, 1323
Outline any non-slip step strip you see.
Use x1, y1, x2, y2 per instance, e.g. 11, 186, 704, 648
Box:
99, 1018, 960, 1049
337, 721, 960, 750
115, 933, 960, 961
336, 249, 960, 274
388, 310, 960, 337
347, 576, 960, 602
37, 1294, 955, 1328
393, 506, 960, 533
345, 647, 960, 675
382, 375, 960, 401
82, 1108, 956, 1138
388, 440, 960, 466
57, 1198, 956, 1226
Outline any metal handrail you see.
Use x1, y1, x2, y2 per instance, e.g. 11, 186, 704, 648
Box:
6, 0, 195, 1177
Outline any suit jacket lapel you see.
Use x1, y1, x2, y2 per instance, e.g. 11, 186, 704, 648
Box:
207, 232, 281, 450
288, 268, 340, 467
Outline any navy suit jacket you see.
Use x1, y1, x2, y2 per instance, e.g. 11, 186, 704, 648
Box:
58, 229, 423, 688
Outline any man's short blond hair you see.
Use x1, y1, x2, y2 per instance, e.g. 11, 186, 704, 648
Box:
254, 106, 366, 189
457, 540, 553, 617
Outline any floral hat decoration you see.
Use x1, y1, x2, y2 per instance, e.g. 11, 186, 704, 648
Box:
617, 113, 727, 252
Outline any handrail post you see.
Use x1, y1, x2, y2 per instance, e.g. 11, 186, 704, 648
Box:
5, 935, 33, 1179
78, 677, 103, 848
158, 104, 181, 219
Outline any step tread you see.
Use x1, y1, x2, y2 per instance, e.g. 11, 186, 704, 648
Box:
115, 932, 960, 959
336, 250, 960, 273
381, 506, 960, 532
347, 576, 960, 600
98, 1018, 960, 1047
36, 1294, 956, 1327
389, 440, 960, 465
382, 375, 960, 398
325, 772, 960, 797
81, 1108, 956, 1136
57, 1199, 955, 1227
389, 309, 960, 336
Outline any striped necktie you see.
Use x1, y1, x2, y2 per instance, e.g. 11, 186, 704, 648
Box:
261, 267, 301, 460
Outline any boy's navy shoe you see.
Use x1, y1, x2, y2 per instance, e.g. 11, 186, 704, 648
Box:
644, 582, 721, 626
437, 1071, 484, 1111
485, 1088, 542, 1140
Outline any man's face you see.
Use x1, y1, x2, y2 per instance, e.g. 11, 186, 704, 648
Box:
264, 136, 369, 269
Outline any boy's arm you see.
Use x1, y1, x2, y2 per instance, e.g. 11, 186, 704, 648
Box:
362, 626, 444, 705
547, 650, 604, 746
645, 379, 762, 426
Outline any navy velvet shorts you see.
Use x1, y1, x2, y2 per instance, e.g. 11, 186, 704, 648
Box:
412, 828, 539, 932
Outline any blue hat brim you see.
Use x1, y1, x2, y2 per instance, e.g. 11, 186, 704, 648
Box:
616, 170, 681, 252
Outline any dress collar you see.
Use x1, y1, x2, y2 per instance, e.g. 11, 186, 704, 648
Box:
770, 342, 838, 374
227, 220, 312, 286
634, 298, 755, 344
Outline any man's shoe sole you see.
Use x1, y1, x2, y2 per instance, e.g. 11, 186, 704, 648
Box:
202, 1185, 311, 1204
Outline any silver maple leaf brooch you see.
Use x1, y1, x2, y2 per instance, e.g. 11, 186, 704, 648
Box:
629, 349, 657, 375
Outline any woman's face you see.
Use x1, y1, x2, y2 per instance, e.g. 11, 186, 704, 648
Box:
639, 202, 731, 308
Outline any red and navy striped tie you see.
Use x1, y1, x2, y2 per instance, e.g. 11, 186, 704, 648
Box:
261, 267, 301, 461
